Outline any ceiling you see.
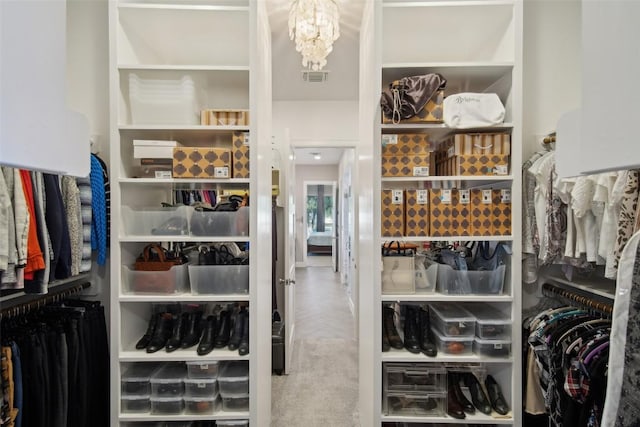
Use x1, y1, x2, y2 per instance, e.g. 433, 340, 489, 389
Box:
267, 0, 364, 101
294, 147, 345, 165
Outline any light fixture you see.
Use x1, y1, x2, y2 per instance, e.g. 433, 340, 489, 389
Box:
288, 0, 340, 71
312, 152, 322, 160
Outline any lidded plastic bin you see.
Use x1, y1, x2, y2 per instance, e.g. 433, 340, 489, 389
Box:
121, 363, 161, 395
184, 377, 218, 397
218, 361, 249, 397
184, 393, 220, 414
121, 394, 150, 413
221, 394, 250, 412
383, 363, 446, 392
429, 303, 476, 337
467, 305, 511, 339
384, 390, 446, 416
432, 328, 474, 356
186, 360, 220, 379
150, 363, 186, 397
474, 337, 512, 358
188, 265, 249, 295
150, 396, 184, 415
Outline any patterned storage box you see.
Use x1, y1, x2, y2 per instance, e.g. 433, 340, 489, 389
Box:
200, 109, 250, 126
438, 154, 509, 176
232, 131, 250, 178
381, 154, 433, 178
382, 90, 444, 124
455, 189, 471, 236
492, 189, 512, 235
405, 189, 429, 237
382, 134, 434, 157
382, 189, 405, 237
172, 147, 231, 179
470, 189, 493, 236
444, 132, 511, 156
429, 189, 455, 237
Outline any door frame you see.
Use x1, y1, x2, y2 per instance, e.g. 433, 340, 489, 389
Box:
302, 179, 337, 269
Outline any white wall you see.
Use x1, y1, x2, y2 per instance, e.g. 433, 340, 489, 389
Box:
522, 0, 581, 161
295, 165, 339, 263
338, 149, 356, 311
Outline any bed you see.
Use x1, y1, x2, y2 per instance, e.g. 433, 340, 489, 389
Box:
307, 230, 333, 255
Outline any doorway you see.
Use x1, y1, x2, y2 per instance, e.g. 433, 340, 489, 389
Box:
304, 181, 337, 269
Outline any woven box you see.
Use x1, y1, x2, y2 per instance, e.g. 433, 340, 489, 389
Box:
232, 131, 250, 178
429, 189, 455, 237
438, 154, 510, 176
382, 189, 405, 237
172, 147, 231, 179
382, 134, 434, 157
382, 89, 444, 124
382, 154, 434, 178
492, 189, 512, 235
405, 189, 429, 237
454, 189, 471, 236
470, 189, 493, 236
444, 133, 511, 157
200, 109, 250, 126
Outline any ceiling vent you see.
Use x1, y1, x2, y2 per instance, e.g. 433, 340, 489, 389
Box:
302, 70, 329, 83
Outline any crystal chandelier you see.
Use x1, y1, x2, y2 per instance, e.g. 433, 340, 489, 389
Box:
288, 0, 340, 71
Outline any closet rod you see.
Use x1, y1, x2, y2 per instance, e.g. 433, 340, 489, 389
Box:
543, 132, 556, 144
0, 279, 91, 319
542, 282, 612, 315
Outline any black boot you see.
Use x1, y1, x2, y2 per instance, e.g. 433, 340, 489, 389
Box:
136, 312, 158, 350
166, 313, 186, 352
419, 306, 437, 357
382, 321, 391, 352
383, 306, 403, 350
214, 310, 232, 348
146, 313, 173, 353
451, 373, 475, 414
463, 372, 492, 415
238, 311, 249, 356
403, 306, 421, 354
197, 315, 217, 356
228, 309, 246, 351
447, 374, 466, 419
181, 311, 203, 349
485, 375, 510, 415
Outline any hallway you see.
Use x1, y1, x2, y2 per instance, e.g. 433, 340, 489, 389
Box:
271, 266, 359, 426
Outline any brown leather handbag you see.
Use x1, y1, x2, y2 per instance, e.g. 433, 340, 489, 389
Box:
134, 244, 183, 271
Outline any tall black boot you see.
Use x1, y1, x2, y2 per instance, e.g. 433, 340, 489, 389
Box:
419, 305, 437, 357
181, 311, 203, 349
228, 308, 247, 351
383, 306, 403, 350
136, 312, 158, 350
238, 311, 249, 356
146, 313, 173, 353
214, 310, 231, 348
403, 305, 421, 354
166, 312, 186, 352
197, 315, 217, 356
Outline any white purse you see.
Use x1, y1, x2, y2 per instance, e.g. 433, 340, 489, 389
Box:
443, 93, 505, 129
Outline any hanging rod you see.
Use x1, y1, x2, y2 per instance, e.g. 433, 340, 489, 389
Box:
542, 282, 612, 315
543, 132, 556, 144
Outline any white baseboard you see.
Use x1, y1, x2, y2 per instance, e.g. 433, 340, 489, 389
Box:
295, 261, 306, 268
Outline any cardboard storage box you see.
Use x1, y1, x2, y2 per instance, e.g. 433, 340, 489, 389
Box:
382, 134, 434, 157
437, 154, 509, 176
454, 189, 471, 236
470, 189, 493, 236
382, 89, 444, 124
382, 154, 434, 178
173, 147, 231, 179
201, 109, 250, 126
492, 189, 512, 235
232, 131, 250, 178
405, 189, 429, 237
444, 133, 511, 157
429, 189, 455, 237
381, 189, 405, 237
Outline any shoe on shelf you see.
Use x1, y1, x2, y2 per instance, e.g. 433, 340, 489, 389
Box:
463, 372, 492, 415
447, 374, 466, 419
136, 312, 158, 350
485, 374, 510, 415
166, 312, 186, 353
419, 305, 437, 357
228, 309, 246, 351
451, 373, 475, 414
382, 314, 391, 352
181, 311, 203, 349
383, 305, 403, 350
238, 310, 249, 356
403, 305, 421, 354
146, 313, 173, 353
197, 315, 217, 356
214, 310, 232, 348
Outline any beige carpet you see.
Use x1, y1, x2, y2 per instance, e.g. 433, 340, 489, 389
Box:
271, 266, 359, 426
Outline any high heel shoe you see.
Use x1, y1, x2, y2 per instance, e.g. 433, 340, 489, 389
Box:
214, 310, 231, 348
447, 375, 466, 419
136, 312, 158, 350
228, 309, 246, 351
197, 315, 217, 356
166, 313, 186, 352
238, 310, 249, 356
181, 311, 203, 349
451, 373, 475, 414
485, 374, 510, 415
146, 313, 173, 353
463, 372, 492, 415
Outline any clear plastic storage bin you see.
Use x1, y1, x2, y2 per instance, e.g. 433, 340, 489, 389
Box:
150, 363, 186, 397
436, 264, 506, 295
384, 391, 446, 416
121, 394, 150, 413
216, 422, 249, 427
123, 264, 190, 294
429, 303, 476, 337
218, 362, 249, 397
129, 74, 198, 125
467, 306, 511, 340
184, 395, 220, 414
150, 396, 184, 415
432, 328, 474, 356
222, 394, 250, 412
121, 363, 161, 395
383, 363, 446, 392
186, 361, 220, 379
184, 378, 218, 397
188, 265, 249, 295
473, 337, 511, 358
190, 207, 249, 237
121, 206, 191, 236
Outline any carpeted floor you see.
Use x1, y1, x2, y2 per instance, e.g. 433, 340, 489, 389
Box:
271, 267, 359, 426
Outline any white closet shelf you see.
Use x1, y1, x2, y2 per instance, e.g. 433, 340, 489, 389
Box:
118, 64, 250, 71
382, 1, 515, 9
119, 178, 251, 185
119, 349, 250, 362
381, 176, 513, 189
380, 235, 513, 242
119, 236, 250, 243
545, 275, 616, 300
381, 349, 513, 364
119, 125, 250, 132
380, 413, 514, 424
118, 3, 249, 12
119, 412, 250, 422
381, 294, 513, 303
120, 294, 250, 303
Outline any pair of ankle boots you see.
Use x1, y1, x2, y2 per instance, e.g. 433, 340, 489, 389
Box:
136, 309, 249, 356
447, 372, 510, 419
382, 305, 437, 357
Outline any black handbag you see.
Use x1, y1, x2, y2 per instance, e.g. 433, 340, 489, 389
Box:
380, 73, 447, 123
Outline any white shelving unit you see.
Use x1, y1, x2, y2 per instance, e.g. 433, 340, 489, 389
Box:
358, 0, 523, 425
108, 1, 272, 425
